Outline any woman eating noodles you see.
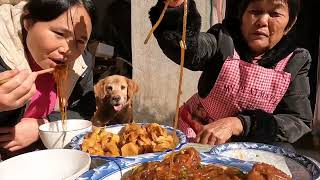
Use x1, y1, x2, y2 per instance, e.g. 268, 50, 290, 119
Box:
0, 0, 95, 158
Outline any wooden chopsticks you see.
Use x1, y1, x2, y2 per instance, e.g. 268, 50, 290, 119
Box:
0, 68, 55, 85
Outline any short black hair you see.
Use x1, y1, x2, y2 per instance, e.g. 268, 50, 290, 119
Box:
23, 0, 96, 25
238, 0, 300, 30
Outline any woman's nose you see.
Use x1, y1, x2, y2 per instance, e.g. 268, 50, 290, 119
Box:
256, 14, 269, 27
58, 47, 67, 55
57, 47, 70, 62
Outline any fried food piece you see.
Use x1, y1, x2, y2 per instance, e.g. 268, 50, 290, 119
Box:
153, 135, 175, 152
81, 128, 121, 156
121, 142, 139, 156
103, 142, 120, 157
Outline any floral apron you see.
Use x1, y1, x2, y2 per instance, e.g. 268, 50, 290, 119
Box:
179, 50, 293, 139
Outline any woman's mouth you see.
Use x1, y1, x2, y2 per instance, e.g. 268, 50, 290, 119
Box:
253, 31, 268, 37
49, 58, 65, 66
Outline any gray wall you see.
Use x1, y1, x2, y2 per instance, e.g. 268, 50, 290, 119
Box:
132, 0, 223, 125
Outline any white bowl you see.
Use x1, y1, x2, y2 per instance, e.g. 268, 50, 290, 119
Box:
0, 149, 91, 180
39, 119, 92, 149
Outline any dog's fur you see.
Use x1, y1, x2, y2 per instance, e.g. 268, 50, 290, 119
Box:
92, 75, 138, 127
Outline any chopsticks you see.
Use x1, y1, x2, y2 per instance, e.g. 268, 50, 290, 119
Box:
0, 68, 55, 85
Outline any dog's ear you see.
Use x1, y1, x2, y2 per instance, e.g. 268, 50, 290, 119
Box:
127, 79, 139, 99
94, 79, 107, 106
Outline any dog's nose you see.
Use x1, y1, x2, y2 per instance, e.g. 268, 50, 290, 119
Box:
112, 95, 121, 102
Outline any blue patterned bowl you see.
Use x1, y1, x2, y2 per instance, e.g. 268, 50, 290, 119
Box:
68, 123, 187, 158
77, 150, 253, 180
77, 142, 320, 180
209, 142, 320, 180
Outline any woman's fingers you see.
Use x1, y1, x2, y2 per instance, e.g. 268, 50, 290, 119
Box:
208, 134, 217, 145
195, 129, 203, 143
168, 0, 184, 7
11, 72, 37, 100
14, 80, 37, 108
199, 130, 211, 144
0, 69, 19, 84
0, 70, 30, 93
9, 145, 23, 152
0, 70, 37, 111
0, 140, 17, 149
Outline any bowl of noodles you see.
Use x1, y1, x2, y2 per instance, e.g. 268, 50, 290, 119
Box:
69, 123, 187, 157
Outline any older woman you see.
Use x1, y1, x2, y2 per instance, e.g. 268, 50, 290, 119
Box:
149, 0, 312, 147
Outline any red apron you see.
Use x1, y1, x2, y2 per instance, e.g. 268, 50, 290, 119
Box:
179, 51, 292, 139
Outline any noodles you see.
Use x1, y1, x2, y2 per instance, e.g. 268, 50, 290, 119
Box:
169, 0, 188, 177
145, 0, 189, 178
144, 1, 170, 44
53, 64, 69, 131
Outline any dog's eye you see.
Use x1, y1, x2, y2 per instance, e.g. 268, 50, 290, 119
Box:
106, 86, 113, 91
121, 85, 126, 90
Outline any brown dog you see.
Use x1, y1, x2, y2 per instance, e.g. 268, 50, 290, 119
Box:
92, 75, 139, 127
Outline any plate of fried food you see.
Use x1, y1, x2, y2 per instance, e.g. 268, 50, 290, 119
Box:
68, 123, 186, 158
77, 147, 300, 180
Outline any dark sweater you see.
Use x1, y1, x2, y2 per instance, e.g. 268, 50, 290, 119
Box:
149, 0, 312, 143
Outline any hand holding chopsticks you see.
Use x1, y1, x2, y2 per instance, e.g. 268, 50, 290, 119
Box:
0, 68, 54, 85
0, 68, 55, 112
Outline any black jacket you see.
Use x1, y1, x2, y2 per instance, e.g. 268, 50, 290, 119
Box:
0, 52, 96, 126
149, 0, 312, 143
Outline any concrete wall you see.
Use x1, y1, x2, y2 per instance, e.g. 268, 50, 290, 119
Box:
132, 0, 223, 125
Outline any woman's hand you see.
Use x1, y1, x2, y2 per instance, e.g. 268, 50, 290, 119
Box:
0, 70, 37, 112
167, 0, 184, 7
0, 118, 47, 152
195, 117, 243, 145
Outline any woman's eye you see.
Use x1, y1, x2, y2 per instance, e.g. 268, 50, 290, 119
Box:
249, 9, 262, 15
54, 31, 64, 37
270, 11, 281, 17
77, 40, 85, 44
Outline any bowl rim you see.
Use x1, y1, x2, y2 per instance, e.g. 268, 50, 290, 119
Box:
39, 119, 92, 133
0, 149, 91, 179
0, 148, 91, 164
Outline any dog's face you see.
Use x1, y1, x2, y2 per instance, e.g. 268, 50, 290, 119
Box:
94, 75, 139, 112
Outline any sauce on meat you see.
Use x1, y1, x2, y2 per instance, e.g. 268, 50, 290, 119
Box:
124, 147, 292, 180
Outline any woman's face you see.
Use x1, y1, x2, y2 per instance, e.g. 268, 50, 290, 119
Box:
241, 0, 292, 56
24, 5, 92, 69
